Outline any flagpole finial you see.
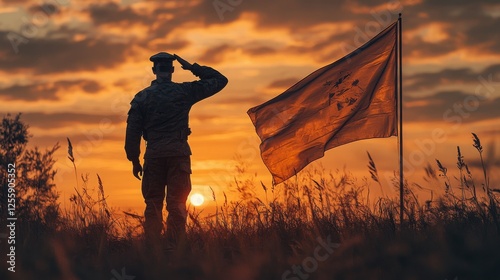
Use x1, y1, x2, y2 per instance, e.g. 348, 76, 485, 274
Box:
399, 13, 402, 19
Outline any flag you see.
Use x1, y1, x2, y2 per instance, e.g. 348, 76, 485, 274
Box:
247, 22, 398, 184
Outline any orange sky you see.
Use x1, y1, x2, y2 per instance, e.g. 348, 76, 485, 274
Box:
0, 0, 499, 214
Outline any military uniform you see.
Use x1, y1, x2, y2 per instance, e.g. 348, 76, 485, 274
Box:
125, 54, 228, 246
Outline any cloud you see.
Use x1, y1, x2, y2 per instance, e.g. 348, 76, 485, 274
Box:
0, 29, 134, 74
196, 0, 368, 28
404, 90, 500, 123
27, 3, 59, 15
405, 37, 458, 59
464, 16, 500, 54
1, 0, 31, 4
0, 79, 104, 101
197, 44, 231, 64
20, 112, 123, 128
243, 45, 276, 56
406, 68, 476, 92
406, 64, 500, 91
86, 2, 144, 25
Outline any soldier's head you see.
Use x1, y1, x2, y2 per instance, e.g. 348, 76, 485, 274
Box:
150, 52, 175, 80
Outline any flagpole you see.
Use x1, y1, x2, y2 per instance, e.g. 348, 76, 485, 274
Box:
398, 13, 404, 226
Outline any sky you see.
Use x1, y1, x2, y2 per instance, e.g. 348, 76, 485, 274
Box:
0, 0, 499, 213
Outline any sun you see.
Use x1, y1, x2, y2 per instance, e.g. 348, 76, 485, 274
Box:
190, 193, 205, 206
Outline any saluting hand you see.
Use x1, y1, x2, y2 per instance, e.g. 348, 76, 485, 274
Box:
174, 54, 192, 70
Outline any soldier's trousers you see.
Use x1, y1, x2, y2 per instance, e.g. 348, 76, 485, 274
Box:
141, 156, 192, 246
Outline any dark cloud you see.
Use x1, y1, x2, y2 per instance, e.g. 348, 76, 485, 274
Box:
0, 79, 104, 101
27, 3, 59, 15
283, 31, 351, 62
68, 1, 195, 43
243, 46, 276, 56
406, 68, 476, 92
147, 4, 204, 39
405, 37, 458, 59
150, 40, 190, 52
483, 64, 500, 75
20, 112, 123, 129
1, 0, 30, 3
463, 16, 500, 54
197, 44, 231, 64
0, 31, 134, 74
87, 2, 144, 25
198, 31, 354, 66
0, 84, 57, 101
196, 0, 366, 28
404, 91, 500, 123
406, 64, 500, 92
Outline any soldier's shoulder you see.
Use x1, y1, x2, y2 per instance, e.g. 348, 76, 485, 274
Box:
131, 89, 150, 104
133, 90, 147, 98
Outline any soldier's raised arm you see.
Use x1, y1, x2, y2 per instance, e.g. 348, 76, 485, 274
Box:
174, 54, 228, 103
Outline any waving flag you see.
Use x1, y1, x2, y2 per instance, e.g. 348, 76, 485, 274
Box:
248, 22, 398, 184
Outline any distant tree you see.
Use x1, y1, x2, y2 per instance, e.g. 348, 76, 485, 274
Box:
0, 113, 60, 227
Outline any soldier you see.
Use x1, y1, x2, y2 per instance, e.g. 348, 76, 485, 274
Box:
125, 52, 228, 250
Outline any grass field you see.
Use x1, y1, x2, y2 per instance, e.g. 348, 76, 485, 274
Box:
2, 134, 500, 280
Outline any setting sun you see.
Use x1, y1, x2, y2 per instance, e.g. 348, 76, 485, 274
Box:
190, 193, 205, 207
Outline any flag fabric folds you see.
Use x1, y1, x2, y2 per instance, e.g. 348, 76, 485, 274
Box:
247, 22, 398, 184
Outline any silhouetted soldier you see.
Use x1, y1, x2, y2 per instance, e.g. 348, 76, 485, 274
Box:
125, 52, 228, 250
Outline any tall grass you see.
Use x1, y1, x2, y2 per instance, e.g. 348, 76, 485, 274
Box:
5, 133, 500, 280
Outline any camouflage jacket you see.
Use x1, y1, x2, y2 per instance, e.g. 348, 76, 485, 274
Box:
125, 63, 228, 161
